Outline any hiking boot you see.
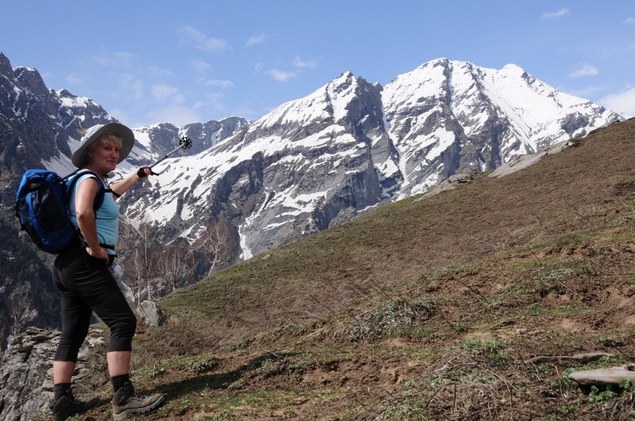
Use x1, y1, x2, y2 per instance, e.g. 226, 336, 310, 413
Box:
51, 390, 99, 421
111, 381, 164, 420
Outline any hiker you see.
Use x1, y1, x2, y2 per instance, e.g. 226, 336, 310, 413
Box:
50, 123, 164, 420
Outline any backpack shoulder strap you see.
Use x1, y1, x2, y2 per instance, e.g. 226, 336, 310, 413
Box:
66, 170, 111, 210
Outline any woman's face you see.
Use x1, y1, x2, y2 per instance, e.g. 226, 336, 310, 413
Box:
90, 138, 120, 174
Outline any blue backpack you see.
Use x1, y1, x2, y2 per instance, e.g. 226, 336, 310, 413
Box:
15, 169, 107, 254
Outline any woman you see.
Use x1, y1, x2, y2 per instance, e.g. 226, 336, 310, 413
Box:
51, 123, 164, 421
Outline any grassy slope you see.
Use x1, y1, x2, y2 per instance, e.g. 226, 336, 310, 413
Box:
80, 119, 634, 420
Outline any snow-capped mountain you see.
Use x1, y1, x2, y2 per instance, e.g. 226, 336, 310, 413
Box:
0, 50, 624, 266
382, 58, 616, 197
0, 51, 624, 349
120, 58, 621, 260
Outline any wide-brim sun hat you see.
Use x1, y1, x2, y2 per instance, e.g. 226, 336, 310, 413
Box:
72, 122, 135, 168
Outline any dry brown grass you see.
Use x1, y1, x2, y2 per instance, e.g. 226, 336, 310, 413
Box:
78, 119, 635, 420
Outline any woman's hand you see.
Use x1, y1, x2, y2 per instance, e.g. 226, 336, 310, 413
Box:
85, 245, 109, 263
136, 166, 156, 178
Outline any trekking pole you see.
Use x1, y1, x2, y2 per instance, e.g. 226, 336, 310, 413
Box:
138, 136, 193, 176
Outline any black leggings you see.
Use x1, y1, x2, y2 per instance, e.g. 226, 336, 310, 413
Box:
53, 241, 136, 362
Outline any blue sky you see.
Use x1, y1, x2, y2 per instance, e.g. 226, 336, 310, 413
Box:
2, 1, 634, 127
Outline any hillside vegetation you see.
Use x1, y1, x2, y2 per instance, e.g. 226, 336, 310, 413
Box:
76, 119, 634, 420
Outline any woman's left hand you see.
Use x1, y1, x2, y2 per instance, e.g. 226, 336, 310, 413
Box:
85, 245, 110, 263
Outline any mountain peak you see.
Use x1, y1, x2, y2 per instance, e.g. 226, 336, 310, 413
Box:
14, 66, 49, 98
338, 70, 355, 79
0, 52, 12, 74
328, 71, 360, 92
421, 57, 450, 68
499, 63, 530, 79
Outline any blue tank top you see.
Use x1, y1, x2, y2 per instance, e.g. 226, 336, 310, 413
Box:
69, 173, 119, 255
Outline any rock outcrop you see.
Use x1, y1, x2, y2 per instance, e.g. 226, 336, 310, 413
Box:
0, 326, 104, 421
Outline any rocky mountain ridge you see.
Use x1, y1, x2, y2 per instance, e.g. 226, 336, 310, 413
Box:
121, 58, 621, 259
0, 51, 623, 352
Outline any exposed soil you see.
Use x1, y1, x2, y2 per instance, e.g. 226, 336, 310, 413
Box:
65, 119, 634, 420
